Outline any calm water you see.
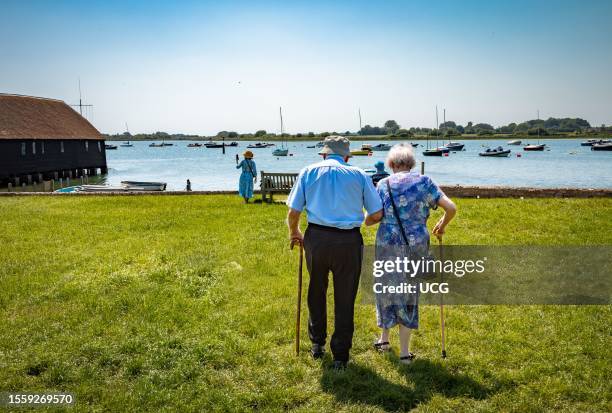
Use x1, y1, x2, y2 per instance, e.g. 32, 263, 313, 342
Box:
104, 139, 611, 191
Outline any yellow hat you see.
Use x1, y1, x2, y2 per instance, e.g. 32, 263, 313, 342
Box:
243, 150, 254, 159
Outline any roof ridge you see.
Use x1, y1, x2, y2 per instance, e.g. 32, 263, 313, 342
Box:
0, 93, 64, 103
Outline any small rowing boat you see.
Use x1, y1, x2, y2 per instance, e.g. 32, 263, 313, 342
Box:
120, 181, 167, 191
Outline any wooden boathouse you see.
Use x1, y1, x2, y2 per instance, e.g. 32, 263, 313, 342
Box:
0, 93, 107, 186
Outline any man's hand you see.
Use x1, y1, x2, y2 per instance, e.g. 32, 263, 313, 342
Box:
287, 208, 303, 249
289, 230, 304, 249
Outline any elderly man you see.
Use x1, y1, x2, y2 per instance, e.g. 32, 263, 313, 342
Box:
286, 136, 383, 370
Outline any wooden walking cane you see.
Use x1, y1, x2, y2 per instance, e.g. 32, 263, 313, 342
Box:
438, 236, 447, 359
295, 243, 304, 356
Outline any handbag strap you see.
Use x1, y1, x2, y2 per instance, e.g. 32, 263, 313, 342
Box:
244, 159, 255, 178
386, 180, 410, 245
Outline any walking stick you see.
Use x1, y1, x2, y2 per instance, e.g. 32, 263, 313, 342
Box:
438, 236, 447, 359
295, 243, 303, 356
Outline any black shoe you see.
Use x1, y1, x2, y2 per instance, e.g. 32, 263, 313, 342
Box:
311, 344, 325, 359
332, 360, 347, 370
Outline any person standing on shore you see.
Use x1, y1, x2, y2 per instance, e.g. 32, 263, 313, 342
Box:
286, 136, 383, 370
236, 151, 257, 203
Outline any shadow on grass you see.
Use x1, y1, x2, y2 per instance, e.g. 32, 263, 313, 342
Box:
320, 356, 494, 412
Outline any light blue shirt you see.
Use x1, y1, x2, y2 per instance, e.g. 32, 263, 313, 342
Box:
287, 155, 383, 229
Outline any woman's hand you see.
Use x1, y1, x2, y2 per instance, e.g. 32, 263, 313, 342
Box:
432, 221, 445, 241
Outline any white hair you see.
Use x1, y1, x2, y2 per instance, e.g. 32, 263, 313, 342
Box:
386, 143, 416, 170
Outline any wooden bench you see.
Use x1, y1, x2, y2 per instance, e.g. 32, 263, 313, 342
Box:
260, 171, 298, 203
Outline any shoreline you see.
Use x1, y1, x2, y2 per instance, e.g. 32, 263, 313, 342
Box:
105, 135, 612, 142
2, 185, 611, 198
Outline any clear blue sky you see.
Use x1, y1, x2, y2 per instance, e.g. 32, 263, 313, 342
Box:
1, 0, 610, 134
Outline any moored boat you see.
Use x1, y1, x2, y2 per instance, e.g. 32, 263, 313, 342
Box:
272, 148, 289, 156
188, 143, 202, 147
479, 146, 511, 157
422, 148, 444, 156
507, 139, 522, 145
582, 139, 611, 147
523, 144, 546, 151
591, 142, 612, 151
411, 143, 419, 147
350, 146, 372, 156
120, 141, 133, 147
370, 143, 392, 151
247, 142, 271, 149
149, 142, 164, 147
445, 141, 464, 151
105, 144, 118, 150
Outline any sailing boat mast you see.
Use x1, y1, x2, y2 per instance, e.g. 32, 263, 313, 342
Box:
279, 106, 284, 149
435, 105, 439, 149
537, 109, 540, 144
358, 108, 362, 134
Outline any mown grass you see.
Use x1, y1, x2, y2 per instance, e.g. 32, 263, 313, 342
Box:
0, 196, 610, 412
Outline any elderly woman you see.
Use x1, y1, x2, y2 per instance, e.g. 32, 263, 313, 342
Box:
236, 150, 257, 203
365, 143, 456, 364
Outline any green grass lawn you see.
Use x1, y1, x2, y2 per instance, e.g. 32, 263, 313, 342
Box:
0, 196, 610, 412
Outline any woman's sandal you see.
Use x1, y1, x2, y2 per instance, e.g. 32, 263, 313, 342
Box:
399, 352, 416, 365
373, 341, 390, 352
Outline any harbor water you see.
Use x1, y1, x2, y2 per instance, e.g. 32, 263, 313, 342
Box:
104, 139, 611, 191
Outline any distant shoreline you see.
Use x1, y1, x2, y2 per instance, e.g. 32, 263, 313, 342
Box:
106, 134, 612, 142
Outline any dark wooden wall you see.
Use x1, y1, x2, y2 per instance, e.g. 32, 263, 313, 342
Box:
0, 139, 107, 181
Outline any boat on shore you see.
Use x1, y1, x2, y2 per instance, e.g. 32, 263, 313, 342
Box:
591, 142, 612, 151
507, 139, 522, 145
479, 146, 511, 157
120, 181, 167, 191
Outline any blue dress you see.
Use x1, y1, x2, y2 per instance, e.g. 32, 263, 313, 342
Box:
236, 159, 257, 199
374, 171, 444, 329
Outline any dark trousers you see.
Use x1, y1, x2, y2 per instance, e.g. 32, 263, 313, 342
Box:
304, 224, 363, 362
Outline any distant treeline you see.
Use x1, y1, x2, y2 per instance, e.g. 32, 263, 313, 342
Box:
104, 117, 611, 141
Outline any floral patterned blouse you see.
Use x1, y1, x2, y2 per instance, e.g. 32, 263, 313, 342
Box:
375, 171, 444, 251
